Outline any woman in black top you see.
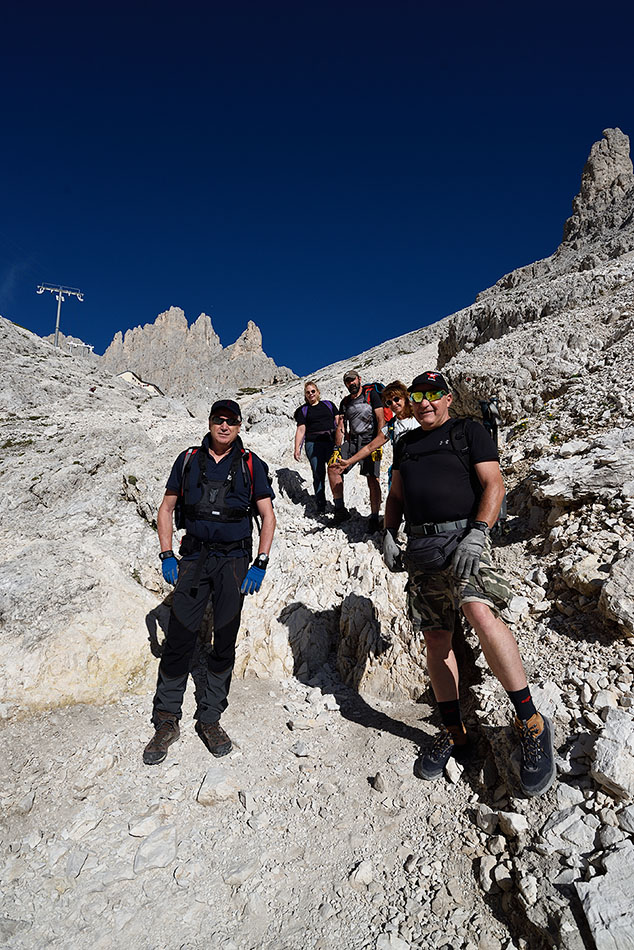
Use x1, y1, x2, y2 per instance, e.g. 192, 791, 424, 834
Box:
293, 380, 340, 513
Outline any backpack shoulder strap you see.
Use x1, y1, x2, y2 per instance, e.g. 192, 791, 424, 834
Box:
448, 418, 471, 474
362, 383, 376, 403
240, 448, 255, 499
301, 404, 308, 419
180, 447, 199, 494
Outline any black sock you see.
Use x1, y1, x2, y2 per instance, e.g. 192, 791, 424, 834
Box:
334, 497, 344, 509
438, 699, 462, 729
507, 686, 537, 721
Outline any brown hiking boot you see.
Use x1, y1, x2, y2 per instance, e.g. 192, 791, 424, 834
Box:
196, 720, 232, 757
514, 712, 556, 797
143, 710, 180, 765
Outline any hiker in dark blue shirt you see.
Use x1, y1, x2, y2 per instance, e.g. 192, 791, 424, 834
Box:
143, 398, 276, 766
293, 380, 340, 514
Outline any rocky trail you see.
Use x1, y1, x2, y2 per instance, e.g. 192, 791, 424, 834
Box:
2, 534, 633, 950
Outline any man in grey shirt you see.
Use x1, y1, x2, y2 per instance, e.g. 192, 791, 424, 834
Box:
327, 368, 384, 531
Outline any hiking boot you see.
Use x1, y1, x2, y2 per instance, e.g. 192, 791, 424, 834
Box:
514, 712, 556, 797
143, 711, 180, 765
368, 513, 381, 533
414, 724, 470, 781
332, 507, 351, 525
196, 720, 233, 757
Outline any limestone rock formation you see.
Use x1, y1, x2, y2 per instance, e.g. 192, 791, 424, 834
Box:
3, 127, 634, 950
563, 126, 634, 243
437, 128, 634, 393
101, 306, 295, 399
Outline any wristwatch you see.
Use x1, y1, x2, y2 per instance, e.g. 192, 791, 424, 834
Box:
471, 521, 490, 533
254, 554, 269, 570
159, 550, 175, 561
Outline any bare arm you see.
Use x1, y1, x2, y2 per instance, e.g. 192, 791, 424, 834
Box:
254, 497, 276, 557
294, 424, 306, 461
384, 470, 404, 532
473, 461, 506, 527
334, 414, 345, 447
333, 430, 388, 472
157, 492, 178, 552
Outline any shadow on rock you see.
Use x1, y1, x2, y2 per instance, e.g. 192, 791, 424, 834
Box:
275, 466, 328, 520
145, 593, 215, 712
145, 595, 173, 658
278, 595, 430, 749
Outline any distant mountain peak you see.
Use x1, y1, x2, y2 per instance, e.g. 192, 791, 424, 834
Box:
101, 307, 294, 397
563, 127, 634, 242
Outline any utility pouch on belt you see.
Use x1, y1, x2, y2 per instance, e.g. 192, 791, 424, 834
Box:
404, 520, 469, 573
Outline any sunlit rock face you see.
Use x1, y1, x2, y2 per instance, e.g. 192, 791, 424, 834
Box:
3, 128, 634, 715
101, 306, 295, 399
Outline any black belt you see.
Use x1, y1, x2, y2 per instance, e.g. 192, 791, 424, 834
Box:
408, 519, 469, 537
183, 537, 250, 597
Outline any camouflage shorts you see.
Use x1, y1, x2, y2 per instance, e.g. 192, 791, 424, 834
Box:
406, 536, 513, 633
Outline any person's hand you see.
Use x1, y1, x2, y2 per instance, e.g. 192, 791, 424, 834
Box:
294, 450, 301, 462
161, 557, 179, 585
331, 459, 350, 475
382, 528, 402, 571
241, 565, 266, 595
452, 528, 487, 579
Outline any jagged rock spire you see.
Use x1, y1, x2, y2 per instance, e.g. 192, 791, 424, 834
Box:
563, 128, 634, 242
101, 308, 294, 397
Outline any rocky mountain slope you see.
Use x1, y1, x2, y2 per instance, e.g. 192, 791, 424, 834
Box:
100, 306, 296, 400
1, 128, 634, 950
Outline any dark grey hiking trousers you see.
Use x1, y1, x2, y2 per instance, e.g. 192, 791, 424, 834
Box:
152, 552, 249, 724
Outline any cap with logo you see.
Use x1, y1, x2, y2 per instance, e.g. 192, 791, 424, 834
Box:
409, 371, 450, 393
209, 398, 242, 420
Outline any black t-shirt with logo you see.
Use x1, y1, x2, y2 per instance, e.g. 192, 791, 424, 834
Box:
393, 418, 498, 524
293, 400, 338, 441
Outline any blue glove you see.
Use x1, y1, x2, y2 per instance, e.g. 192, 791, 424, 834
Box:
161, 557, 179, 585
241, 565, 266, 595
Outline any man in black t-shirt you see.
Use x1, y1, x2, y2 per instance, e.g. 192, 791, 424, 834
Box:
384, 372, 555, 798
143, 398, 276, 766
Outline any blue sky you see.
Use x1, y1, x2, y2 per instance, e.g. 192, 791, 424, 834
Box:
2, 1, 633, 376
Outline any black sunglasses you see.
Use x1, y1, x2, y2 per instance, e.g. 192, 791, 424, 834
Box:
210, 415, 240, 426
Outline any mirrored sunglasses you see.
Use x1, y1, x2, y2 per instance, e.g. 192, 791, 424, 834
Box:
210, 415, 240, 426
409, 389, 447, 403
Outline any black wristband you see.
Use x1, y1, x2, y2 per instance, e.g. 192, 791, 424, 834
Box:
254, 554, 269, 570
159, 550, 175, 561
471, 521, 489, 533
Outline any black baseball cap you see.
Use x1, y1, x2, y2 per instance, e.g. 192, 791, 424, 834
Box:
209, 399, 242, 420
409, 371, 450, 393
